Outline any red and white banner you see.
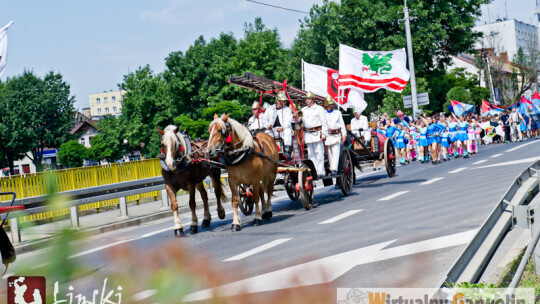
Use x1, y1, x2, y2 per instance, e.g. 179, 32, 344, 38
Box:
0, 21, 14, 78
303, 61, 367, 113
338, 44, 410, 93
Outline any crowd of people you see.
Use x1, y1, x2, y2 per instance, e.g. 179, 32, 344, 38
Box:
246, 92, 540, 175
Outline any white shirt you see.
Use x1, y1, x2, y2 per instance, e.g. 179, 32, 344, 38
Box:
325, 110, 346, 146
350, 115, 369, 137
262, 104, 293, 130
511, 111, 522, 123
247, 115, 265, 131
301, 104, 328, 143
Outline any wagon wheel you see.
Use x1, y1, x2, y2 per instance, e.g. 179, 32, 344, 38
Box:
238, 184, 254, 215
298, 164, 314, 210
284, 172, 300, 201
339, 148, 354, 196
384, 138, 397, 178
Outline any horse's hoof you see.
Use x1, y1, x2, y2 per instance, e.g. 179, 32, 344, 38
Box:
218, 209, 226, 219
174, 228, 185, 238
201, 219, 211, 228
190, 225, 198, 234
253, 219, 263, 226
262, 211, 273, 220
231, 224, 242, 231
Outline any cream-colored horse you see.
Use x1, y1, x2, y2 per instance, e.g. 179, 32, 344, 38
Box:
159, 125, 226, 237
206, 114, 278, 231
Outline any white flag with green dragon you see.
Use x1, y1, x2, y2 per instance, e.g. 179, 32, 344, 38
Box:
339, 44, 410, 93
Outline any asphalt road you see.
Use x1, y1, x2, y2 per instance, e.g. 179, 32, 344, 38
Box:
3, 139, 540, 302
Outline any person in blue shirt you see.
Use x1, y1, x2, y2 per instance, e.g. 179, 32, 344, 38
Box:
420, 114, 445, 164
452, 113, 471, 158
415, 120, 428, 163
440, 125, 453, 161
394, 124, 410, 165
447, 115, 459, 158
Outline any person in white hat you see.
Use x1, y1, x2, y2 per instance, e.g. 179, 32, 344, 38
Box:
247, 101, 266, 131
350, 108, 371, 144
263, 91, 293, 158
324, 96, 346, 176
302, 91, 328, 178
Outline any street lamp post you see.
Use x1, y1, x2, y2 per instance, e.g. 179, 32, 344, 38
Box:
123, 139, 128, 161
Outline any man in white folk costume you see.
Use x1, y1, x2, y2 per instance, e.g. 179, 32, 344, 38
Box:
302, 91, 328, 178
247, 101, 266, 131
263, 91, 293, 158
350, 109, 371, 144
324, 96, 346, 176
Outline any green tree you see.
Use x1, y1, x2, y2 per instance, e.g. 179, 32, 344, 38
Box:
27, 71, 76, 171
0, 71, 40, 174
0, 70, 75, 174
380, 78, 429, 116
86, 117, 126, 162
57, 140, 87, 168
119, 65, 174, 158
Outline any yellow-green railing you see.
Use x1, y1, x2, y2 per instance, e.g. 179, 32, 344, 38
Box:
0, 159, 162, 225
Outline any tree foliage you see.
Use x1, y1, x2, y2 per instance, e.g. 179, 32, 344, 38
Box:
87, 117, 127, 162
57, 140, 87, 168
444, 86, 472, 112
0, 70, 74, 174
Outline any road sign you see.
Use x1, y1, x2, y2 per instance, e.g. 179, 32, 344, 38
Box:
403, 92, 429, 108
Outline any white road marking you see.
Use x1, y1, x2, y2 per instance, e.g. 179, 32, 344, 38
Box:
132, 289, 157, 301
183, 230, 478, 302
490, 153, 503, 158
377, 191, 409, 201
420, 177, 444, 185
140, 228, 171, 238
69, 239, 136, 259
319, 210, 363, 224
224, 238, 292, 262
449, 167, 468, 174
506, 140, 540, 152
473, 160, 488, 165
474, 156, 540, 169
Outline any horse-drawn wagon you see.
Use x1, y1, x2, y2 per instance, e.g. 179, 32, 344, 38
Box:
228, 72, 355, 211
345, 123, 397, 178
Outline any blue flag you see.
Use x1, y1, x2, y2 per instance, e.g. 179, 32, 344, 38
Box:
450, 100, 474, 117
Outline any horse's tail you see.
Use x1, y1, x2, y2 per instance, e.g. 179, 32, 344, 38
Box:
211, 168, 228, 203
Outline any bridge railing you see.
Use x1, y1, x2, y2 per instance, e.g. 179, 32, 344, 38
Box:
0, 159, 161, 227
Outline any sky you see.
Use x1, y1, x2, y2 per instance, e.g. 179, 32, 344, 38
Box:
0, 0, 537, 111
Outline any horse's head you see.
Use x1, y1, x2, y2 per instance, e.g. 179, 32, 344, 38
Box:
206, 113, 231, 158
157, 125, 186, 171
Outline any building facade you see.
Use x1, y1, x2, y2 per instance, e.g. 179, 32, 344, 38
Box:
88, 90, 125, 119
473, 19, 538, 60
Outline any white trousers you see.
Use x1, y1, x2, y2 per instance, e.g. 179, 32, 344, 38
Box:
511, 123, 522, 141
307, 141, 325, 176
326, 143, 341, 171
266, 128, 292, 146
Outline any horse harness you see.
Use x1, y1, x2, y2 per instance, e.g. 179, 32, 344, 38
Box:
160, 132, 195, 172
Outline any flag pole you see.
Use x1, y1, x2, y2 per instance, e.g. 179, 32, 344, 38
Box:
301, 59, 305, 91
403, 0, 418, 119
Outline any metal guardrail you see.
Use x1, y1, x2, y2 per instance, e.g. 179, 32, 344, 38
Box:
437, 160, 540, 289
2, 177, 168, 244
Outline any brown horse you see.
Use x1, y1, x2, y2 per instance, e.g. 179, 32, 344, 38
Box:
158, 125, 227, 237
206, 114, 278, 231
